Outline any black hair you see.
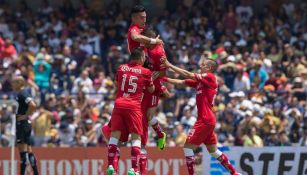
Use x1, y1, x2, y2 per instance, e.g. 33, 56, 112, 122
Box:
141, 27, 156, 38
130, 47, 144, 61
131, 5, 146, 16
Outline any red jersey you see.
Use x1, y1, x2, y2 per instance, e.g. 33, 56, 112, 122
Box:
147, 44, 166, 72
185, 73, 218, 125
127, 24, 143, 53
115, 63, 153, 110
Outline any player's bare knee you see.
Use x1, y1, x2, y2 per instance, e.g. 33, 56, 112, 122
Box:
27, 145, 33, 153
206, 144, 217, 153
184, 142, 197, 150
147, 108, 155, 120
131, 133, 141, 140
17, 144, 28, 152
110, 131, 121, 139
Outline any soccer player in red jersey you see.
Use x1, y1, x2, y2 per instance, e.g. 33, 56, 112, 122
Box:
128, 5, 166, 150
127, 5, 163, 53
162, 59, 242, 175
107, 48, 155, 175
140, 27, 169, 145
136, 28, 171, 175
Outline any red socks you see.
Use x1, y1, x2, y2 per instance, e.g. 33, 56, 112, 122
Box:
185, 156, 196, 175
107, 144, 118, 168
217, 153, 236, 174
139, 150, 148, 175
131, 146, 141, 172
113, 148, 120, 172
152, 123, 164, 138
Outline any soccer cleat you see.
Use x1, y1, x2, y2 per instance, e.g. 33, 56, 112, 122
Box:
157, 132, 166, 150
107, 165, 115, 175
127, 168, 139, 175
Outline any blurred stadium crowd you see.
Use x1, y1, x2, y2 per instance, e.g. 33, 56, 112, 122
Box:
0, 0, 307, 148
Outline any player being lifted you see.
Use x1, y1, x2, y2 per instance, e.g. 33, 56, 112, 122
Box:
107, 48, 155, 175
102, 5, 166, 148
128, 6, 166, 151
136, 27, 170, 174
12, 76, 39, 175
162, 59, 242, 175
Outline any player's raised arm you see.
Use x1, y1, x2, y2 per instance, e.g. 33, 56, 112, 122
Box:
131, 30, 163, 45
164, 78, 186, 86
162, 59, 195, 79
164, 77, 198, 88
130, 5, 163, 46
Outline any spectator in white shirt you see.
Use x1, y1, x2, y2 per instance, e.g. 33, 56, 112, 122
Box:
72, 70, 93, 93
58, 122, 76, 147
234, 70, 250, 92
79, 36, 93, 55
28, 38, 40, 55
180, 106, 197, 133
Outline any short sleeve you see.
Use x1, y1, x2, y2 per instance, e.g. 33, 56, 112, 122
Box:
21, 91, 33, 104
184, 79, 198, 88
130, 26, 141, 35
194, 73, 217, 88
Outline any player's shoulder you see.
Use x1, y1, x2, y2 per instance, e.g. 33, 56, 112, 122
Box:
198, 72, 215, 78
152, 44, 164, 53
128, 24, 140, 33
206, 72, 216, 78
117, 64, 127, 70
20, 89, 30, 97
140, 66, 151, 75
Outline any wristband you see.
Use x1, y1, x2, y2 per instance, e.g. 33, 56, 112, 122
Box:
150, 38, 157, 44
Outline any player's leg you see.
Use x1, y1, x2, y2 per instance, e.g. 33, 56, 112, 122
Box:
27, 145, 39, 175
108, 108, 126, 175
23, 121, 39, 175
183, 121, 209, 175
17, 143, 28, 175
107, 131, 121, 175
139, 145, 148, 175
206, 144, 241, 175
183, 142, 198, 175
128, 133, 142, 175
205, 129, 241, 175
102, 121, 128, 173
127, 109, 143, 175
17, 121, 31, 175
139, 113, 149, 175
147, 107, 166, 150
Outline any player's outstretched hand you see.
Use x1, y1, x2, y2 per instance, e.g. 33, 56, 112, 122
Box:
156, 35, 164, 45
160, 57, 170, 69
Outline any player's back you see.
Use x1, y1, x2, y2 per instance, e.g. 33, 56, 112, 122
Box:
148, 44, 166, 72
127, 24, 142, 53
115, 63, 152, 110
